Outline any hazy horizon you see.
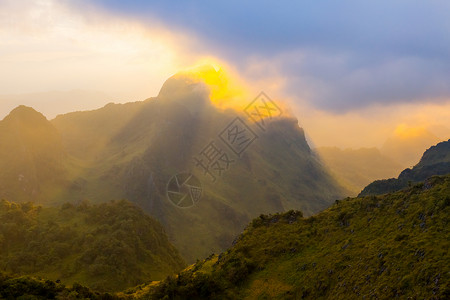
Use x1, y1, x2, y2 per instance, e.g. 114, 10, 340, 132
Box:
1, 83, 449, 150
1, 0, 449, 149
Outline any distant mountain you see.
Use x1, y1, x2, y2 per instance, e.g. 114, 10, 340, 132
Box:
0, 199, 185, 292
0, 90, 112, 120
1, 67, 345, 263
0, 106, 66, 203
360, 139, 450, 196
316, 147, 404, 196
381, 126, 440, 168
141, 175, 450, 299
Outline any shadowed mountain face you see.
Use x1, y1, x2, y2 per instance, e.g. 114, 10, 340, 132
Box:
359, 139, 450, 196
0, 106, 65, 203
1, 70, 345, 262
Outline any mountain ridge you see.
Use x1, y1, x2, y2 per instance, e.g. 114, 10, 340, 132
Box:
0, 70, 346, 262
359, 139, 450, 196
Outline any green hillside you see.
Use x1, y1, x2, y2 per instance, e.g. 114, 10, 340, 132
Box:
141, 175, 450, 299
0, 199, 185, 292
1, 176, 448, 299
360, 140, 450, 196
0, 273, 125, 300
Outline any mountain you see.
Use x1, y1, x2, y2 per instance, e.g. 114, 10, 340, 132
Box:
381, 125, 440, 168
0, 106, 67, 204
44, 67, 345, 262
0, 199, 185, 292
316, 147, 404, 196
0, 68, 345, 263
140, 174, 450, 299
416, 139, 450, 168
360, 139, 450, 196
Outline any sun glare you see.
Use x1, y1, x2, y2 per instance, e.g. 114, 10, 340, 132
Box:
394, 124, 428, 139
180, 62, 250, 111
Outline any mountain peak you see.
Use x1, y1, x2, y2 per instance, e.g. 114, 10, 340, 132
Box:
158, 64, 249, 114
416, 139, 450, 168
4, 105, 48, 125
359, 139, 450, 196
158, 64, 219, 96
157, 67, 218, 113
0, 105, 62, 152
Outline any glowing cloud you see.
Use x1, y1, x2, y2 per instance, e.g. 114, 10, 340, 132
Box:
176, 60, 251, 110
0, 0, 195, 105
393, 124, 428, 140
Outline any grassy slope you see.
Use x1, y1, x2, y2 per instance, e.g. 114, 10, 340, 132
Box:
143, 175, 450, 299
0, 199, 185, 292
1, 176, 448, 299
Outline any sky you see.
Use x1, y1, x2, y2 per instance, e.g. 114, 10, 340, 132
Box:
1, 0, 449, 148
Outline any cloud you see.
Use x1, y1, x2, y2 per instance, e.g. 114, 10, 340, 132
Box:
278, 50, 450, 112
295, 100, 450, 149
86, 0, 450, 112
1, 0, 448, 148
0, 0, 198, 104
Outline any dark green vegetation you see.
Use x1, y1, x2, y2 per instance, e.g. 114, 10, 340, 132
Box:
316, 147, 404, 196
0, 272, 125, 300
0, 199, 185, 292
142, 175, 450, 299
360, 139, 450, 196
0, 67, 345, 262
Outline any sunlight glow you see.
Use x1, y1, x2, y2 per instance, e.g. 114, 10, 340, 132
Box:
0, 0, 190, 102
179, 61, 250, 110
394, 124, 428, 139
